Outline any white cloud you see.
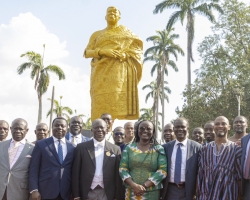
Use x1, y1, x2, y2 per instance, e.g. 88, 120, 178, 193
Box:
0, 13, 89, 141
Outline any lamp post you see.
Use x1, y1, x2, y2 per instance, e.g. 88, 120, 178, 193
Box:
233, 87, 244, 116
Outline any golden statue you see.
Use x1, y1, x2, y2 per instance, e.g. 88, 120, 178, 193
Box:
84, 6, 143, 121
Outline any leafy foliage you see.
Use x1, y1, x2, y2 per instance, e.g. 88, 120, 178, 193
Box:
176, 0, 250, 133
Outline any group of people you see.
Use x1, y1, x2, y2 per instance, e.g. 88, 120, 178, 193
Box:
0, 114, 249, 200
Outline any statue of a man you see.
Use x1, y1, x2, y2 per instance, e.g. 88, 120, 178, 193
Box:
84, 6, 143, 121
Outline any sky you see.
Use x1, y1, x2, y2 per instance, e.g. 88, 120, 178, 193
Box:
0, 0, 249, 141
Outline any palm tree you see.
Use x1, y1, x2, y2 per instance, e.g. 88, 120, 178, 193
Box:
153, 0, 223, 103
139, 108, 162, 131
83, 117, 92, 130
17, 45, 65, 123
145, 28, 184, 132
47, 96, 73, 121
142, 80, 171, 137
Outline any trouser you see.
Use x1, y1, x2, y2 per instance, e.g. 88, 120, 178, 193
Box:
86, 188, 108, 200
2, 188, 7, 200
42, 194, 63, 200
243, 180, 250, 200
165, 184, 187, 200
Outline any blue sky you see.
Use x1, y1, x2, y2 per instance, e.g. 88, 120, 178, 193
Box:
1, 0, 248, 141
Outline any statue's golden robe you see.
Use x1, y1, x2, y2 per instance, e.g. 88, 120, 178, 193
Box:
85, 25, 143, 121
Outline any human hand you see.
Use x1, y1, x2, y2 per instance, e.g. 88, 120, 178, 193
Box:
31, 191, 41, 200
236, 139, 241, 147
99, 49, 121, 59
131, 183, 146, 196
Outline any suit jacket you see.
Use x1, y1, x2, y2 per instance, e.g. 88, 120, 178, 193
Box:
241, 134, 250, 195
65, 133, 90, 143
0, 139, 34, 200
161, 139, 201, 200
72, 139, 122, 200
29, 137, 75, 200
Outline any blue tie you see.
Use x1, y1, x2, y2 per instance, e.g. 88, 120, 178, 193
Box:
174, 143, 183, 184
58, 140, 63, 164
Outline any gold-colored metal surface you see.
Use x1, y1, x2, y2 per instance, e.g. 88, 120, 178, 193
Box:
84, 6, 143, 121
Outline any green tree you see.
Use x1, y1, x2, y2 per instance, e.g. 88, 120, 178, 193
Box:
145, 28, 184, 132
142, 80, 171, 137
139, 108, 162, 131
153, 0, 223, 103
176, 0, 250, 133
17, 45, 65, 123
47, 96, 73, 121
83, 117, 92, 130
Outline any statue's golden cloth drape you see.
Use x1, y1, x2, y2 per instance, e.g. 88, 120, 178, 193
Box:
85, 25, 143, 121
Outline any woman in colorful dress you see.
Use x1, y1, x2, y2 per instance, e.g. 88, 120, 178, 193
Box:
119, 120, 167, 200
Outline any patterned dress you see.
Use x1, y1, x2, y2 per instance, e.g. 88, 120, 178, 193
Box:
119, 142, 167, 200
196, 141, 242, 200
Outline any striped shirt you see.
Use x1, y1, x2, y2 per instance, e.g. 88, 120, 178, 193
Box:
196, 141, 241, 200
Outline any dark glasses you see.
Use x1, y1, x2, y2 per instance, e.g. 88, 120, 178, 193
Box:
114, 132, 125, 136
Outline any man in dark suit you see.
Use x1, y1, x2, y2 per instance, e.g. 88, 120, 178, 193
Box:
241, 132, 250, 200
65, 116, 90, 146
29, 117, 75, 200
72, 119, 121, 200
161, 117, 201, 200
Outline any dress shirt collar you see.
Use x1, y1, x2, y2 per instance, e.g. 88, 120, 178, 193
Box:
52, 136, 66, 144
11, 137, 26, 145
175, 137, 188, 147
93, 138, 105, 148
69, 132, 81, 138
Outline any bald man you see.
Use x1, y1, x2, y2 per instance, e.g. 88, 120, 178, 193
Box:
163, 123, 175, 143
192, 127, 204, 144
0, 118, 34, 200
0, 120, 9, 141
124, 122, 134, 144
72, 119, 122, 200
197, 116, 242, 200
33, 123, 49, 144
229, 116, 248, 146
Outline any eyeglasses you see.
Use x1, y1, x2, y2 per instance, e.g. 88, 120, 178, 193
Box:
139, 127, 153, 132
114, 132, 125, 136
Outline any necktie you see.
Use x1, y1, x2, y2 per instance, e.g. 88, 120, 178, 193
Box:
174, 143, 183, 184
72, 136, 77, 146
244, 148, 250, 179
58, 140, 63, 164
8, 141, 20, 167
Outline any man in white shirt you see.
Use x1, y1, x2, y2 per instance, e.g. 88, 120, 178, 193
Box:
29, 117, 75, 200
72, 119, 122, 200
0, 118, 34, 200
161, 118, 201, 200
101, 113, 115, 144
65, 116, 90, 146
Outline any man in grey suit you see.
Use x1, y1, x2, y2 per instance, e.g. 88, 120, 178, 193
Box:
0, 118, 34, 200
161, 117, 201, 200
241, 132, 250, 199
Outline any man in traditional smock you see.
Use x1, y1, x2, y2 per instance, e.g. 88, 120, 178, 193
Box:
84, 6, 143, 121
196, 116, 242, 200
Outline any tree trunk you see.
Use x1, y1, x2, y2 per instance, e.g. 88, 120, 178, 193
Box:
161, 64, 165, 142
187, 11, 191, 105
155, 89, 159, 139
38, 95, 42, 123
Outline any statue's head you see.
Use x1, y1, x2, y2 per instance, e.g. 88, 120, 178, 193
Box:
105, 6, 121, 24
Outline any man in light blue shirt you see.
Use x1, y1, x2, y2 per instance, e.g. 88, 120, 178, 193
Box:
65, 116, 90, 146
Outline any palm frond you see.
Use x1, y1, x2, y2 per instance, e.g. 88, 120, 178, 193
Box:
44, 65, 66, 80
